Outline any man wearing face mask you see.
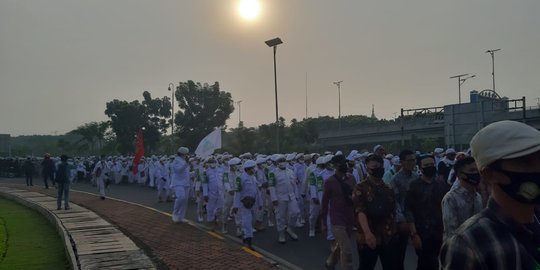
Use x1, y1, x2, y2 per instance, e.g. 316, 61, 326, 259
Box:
308, 156, 325, 237
441, 157, 483, 241
440, 120, 540, 270
438, 149, 457, 184
202, 157, 224, 231
405, 155, 450, 270
268, 155, 300, 243
224, 157, 242, 235
388, 149, 418, 269
232, 160, 261, 249
171, 147, 191, 223
321, 154, 356, 270
353, 154, 398, 270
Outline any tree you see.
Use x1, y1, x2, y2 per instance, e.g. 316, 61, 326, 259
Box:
224, 122, 257, 155
69, 121, 110, 155
174, 81, 234, 149
105, 91, 171, 154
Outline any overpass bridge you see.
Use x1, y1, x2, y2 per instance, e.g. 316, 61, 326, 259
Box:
319, 95, 540, 150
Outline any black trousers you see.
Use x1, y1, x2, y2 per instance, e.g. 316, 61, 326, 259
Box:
43, 172, 55, 188
358, 236, 400, 270
25, 172, 33, 186
415, 234, 442, 270
395, 232, 409, 270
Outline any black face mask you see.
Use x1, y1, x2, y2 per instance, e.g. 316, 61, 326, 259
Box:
496, 169, 540, 204
337, 164, 348, 174
369, 167, 385, 179
462, 172, 481, 186
422, 166, 437, 178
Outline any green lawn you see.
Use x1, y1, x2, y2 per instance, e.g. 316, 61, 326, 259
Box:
0, 198, 69, 270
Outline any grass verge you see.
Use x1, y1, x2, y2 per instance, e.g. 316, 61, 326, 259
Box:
0, 198, 69, 270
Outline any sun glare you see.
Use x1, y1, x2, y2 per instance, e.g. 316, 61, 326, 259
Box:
238, 0, 260, 21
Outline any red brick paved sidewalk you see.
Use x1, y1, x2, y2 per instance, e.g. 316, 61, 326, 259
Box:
5, 184, 277, 270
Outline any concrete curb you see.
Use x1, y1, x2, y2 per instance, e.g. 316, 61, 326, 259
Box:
0, 187, 80, 270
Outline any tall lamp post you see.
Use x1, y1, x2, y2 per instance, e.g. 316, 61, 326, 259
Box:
450, 74, 475, 104
236, 100, 243, 125
485, 49, 501, 94
168, 83, 175, 136
265, 37, 283, 153
333, 80, 343, 129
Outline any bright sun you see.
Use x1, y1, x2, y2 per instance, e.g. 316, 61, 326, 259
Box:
238, 0, 260, 20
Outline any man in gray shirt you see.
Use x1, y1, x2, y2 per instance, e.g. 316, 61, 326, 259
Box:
441, 157, 483, 241
388, 149, 418, 270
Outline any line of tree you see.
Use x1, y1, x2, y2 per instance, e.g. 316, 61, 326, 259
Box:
9, 80, 442, 157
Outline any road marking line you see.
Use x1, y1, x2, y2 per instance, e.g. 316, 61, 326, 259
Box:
207, 231, 225, 240
242, 247, 263, 258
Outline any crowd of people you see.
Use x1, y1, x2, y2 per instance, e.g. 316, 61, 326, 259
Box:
4, 120, 540, 270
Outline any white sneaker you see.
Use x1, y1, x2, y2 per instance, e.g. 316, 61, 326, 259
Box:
286, 227, 298, 240
295, 220, 304, 228
268, 220, 275, 227
221, 226, 228, 234
309, 229, 315, 237
278, 231, 286, 243
236, 227, 243, 237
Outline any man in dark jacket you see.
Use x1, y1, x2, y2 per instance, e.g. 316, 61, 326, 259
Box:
41, 153, 55, 189
22, 157, 35, 186
55, 155, 72, 210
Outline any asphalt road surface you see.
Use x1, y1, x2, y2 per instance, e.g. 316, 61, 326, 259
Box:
1, 177, 418, 270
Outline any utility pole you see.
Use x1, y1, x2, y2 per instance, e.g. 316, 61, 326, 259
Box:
450, 74, 475, 104
305, 72, 308, 119
333, 80, 343, 129
168, 83, 175, 136
485, 49, 501, 94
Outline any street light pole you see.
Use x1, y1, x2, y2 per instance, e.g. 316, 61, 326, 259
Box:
168, 83, 175, 136
236, 100, 243, 125
265, 37, 283, 153
485, 49, 501, 94
449, 74, 475, 104
333, 81, 343, 129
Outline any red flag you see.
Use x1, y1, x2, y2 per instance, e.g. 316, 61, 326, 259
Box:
132, 128, 145, 174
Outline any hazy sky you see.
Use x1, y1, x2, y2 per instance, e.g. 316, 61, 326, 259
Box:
1, 0, 539, 136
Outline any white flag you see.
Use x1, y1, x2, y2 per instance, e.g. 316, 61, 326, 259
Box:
195, 129, 222, 158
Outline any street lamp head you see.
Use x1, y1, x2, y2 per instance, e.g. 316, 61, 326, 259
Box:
450, 74, 469, 79
485, 49, 501, 53
265, 37, 283, 47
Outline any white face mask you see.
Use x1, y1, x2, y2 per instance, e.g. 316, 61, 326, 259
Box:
278, 162, 287, 169
209, 163, 217, 168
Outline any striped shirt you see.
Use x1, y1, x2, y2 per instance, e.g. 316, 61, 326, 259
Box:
440, 198, 540, 270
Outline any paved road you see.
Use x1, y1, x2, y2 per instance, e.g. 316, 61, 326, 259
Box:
2, 178, 418, 270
